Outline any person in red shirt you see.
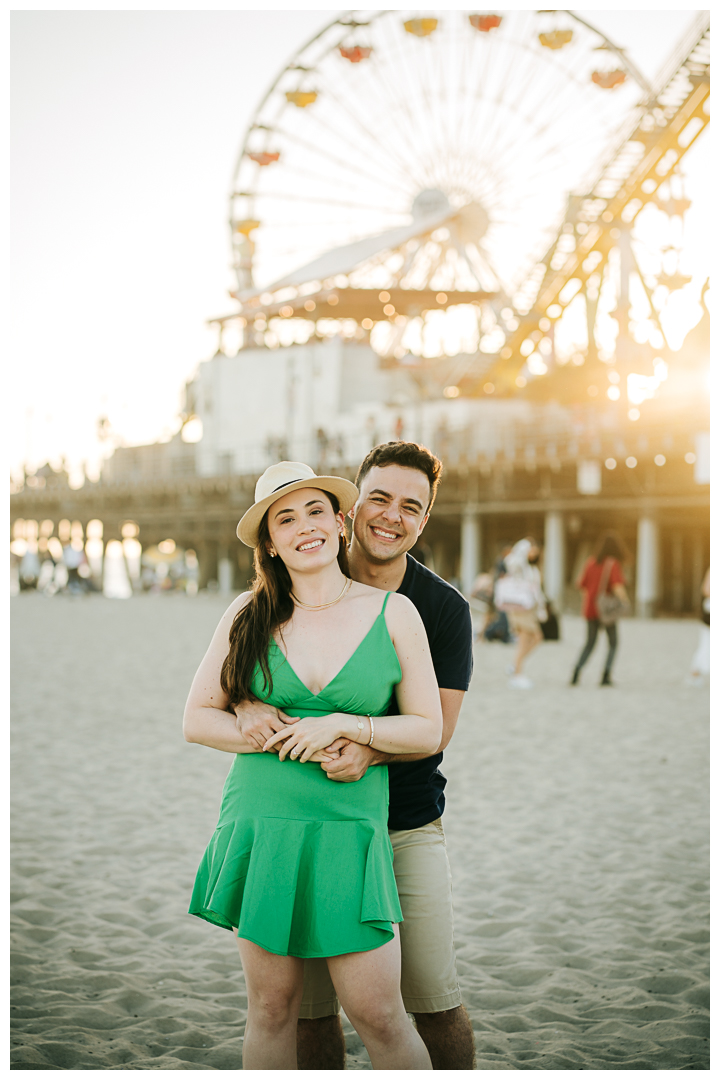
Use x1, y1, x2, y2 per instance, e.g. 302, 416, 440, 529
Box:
571, 531, 630, 686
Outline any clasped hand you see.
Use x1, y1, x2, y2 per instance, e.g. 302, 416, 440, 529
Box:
235, 701, 340, 764
263, 713, 351, 763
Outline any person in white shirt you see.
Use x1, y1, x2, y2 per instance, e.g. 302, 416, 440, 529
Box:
496, 537, 546, 689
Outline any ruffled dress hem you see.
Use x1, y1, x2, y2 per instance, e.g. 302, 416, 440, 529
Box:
188, 814, 403, 958
187, 919, 397, 959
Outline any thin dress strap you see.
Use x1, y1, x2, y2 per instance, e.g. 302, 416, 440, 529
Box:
381, 590, 392, 614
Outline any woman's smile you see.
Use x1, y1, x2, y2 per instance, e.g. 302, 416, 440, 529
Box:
297, 538, 325, 552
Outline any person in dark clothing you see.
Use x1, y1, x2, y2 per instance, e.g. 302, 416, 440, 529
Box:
480, 547, 513, 643
571, 531, 630, 686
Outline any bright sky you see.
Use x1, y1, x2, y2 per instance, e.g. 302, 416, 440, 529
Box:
10, 7, 709, 486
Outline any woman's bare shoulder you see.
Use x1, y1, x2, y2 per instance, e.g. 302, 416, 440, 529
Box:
218, 590, 253, 628
345, 580, 389, 610
384, 590, 424, 630
349, 582, 416, 616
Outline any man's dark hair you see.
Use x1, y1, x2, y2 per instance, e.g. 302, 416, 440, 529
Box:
354, 441, 443, 513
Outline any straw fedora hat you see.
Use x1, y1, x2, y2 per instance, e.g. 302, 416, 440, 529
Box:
236, 461, 359, 548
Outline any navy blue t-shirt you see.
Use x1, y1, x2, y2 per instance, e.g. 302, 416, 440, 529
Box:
387, 555, 474, 831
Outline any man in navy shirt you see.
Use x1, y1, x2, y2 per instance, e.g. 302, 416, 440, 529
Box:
235, 441, 475, 1069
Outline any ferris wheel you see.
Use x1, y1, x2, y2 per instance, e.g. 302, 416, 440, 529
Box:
229, 9, 650, 305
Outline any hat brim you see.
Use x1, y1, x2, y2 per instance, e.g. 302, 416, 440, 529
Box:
236, 476, 359, 548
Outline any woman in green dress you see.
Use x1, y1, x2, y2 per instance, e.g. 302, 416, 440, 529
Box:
184, 461, 443, 1070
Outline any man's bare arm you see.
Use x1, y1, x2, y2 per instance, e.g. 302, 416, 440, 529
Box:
322, 688, 465, 783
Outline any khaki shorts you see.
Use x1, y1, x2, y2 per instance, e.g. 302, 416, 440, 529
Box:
507, 608, 541, 635
299, 819, 462, 1017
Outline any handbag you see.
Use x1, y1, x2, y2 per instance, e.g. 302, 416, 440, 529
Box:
540, 603, 560, 641
494, 575, 536, 611
483, 610, 512, 643
596, 558, 630, 625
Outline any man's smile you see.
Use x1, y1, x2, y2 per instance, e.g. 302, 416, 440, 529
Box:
369, 526, 402, 542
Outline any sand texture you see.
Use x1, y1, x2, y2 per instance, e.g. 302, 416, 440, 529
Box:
11, 594, 709, 1069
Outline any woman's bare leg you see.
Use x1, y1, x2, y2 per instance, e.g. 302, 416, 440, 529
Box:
327, 928, 432, 1070
513, 628, 542, 674
237, 937, 304, 1070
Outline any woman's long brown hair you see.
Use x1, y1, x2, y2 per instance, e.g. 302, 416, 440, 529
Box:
221, 491, 350, 706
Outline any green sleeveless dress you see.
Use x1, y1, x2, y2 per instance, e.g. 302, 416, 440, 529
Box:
189, 593, 404, 958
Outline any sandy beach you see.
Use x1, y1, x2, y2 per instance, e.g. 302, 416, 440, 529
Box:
11, 592, 709, 1070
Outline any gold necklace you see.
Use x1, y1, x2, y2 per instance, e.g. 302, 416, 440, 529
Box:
291, 577, 352, 611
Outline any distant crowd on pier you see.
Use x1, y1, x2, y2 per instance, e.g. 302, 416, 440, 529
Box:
11, 525, 709, 690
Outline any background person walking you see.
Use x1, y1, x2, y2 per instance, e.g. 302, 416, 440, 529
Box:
686, 567, 710, 686
495, 537, 546, 689
571, 531, 630, 687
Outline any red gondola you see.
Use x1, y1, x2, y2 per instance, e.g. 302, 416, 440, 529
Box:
339, 45, 372, 63
469, 14, 502, 33
248, 152, 280, 166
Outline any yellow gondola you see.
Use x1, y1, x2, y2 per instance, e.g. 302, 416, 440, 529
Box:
404, 18, 438, 38
656, 267, 695, 289
591, 70, 626, 89
235, 219, 260, 235
539, 30, 573, 50
285, 90, 318, 107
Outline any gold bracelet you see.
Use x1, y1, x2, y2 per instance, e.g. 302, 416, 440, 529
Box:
367, 715, 375, 747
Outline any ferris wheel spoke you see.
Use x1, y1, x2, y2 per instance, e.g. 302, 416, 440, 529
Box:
454, 33, 485, 171
459, 34, 509, 157
362, 49, 444, 194
391, 25, 454, 189
424, 29, 457, 172
268, 120, 415, 201
461, 31, 513, 158
357, 21, 432, 171
251, 189, 408, 215
313, 73, 433, 193
325, 82, 428, 195
468, 32, 599, 170
258, 90, 403, 189
464, 24, 522, 155
370, 18, 436, 180
468, 54, 551, 169
259, 160, 406, 211
289, 85, 424, 195
496, 109, 621, 190
364, 18, 443, 193
469, 73, 594, 193
310, 38, 425, 183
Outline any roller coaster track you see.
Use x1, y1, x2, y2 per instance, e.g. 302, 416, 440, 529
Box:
480, 12, 710, 395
